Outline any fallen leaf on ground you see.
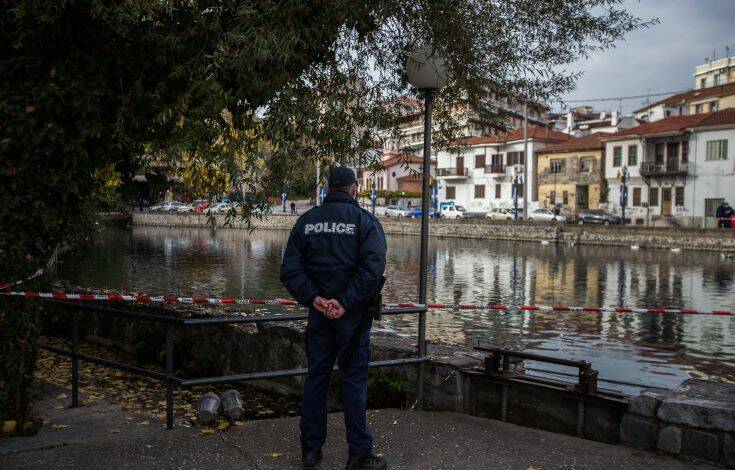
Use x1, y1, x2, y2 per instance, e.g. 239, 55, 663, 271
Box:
50, 424, 68, 429
55, 393, 67, 399
217, 421, 230, 431
234, 421, 245, 427
138, 420, 150, 426
109, 429, 120, 434
266, 452, 283, 458
200, 428, 215, 435
2, 421, 17, 433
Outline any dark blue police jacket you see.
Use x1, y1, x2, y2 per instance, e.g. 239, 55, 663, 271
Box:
280, 190, 387, 313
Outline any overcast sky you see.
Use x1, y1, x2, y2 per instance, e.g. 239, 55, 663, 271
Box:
559, 0, 735, 114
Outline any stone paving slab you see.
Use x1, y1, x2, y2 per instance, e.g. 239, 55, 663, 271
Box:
2, 391, 717, 470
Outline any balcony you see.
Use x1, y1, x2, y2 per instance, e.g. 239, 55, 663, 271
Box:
639, 161, 688, 177
484, 163, 506, 174
437, 167, 469, 179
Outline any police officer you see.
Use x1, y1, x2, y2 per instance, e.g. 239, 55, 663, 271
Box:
280, 167, 388, 470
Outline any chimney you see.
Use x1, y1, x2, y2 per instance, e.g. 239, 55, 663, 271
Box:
611, 111, 620, 127
566, 112, 574, 134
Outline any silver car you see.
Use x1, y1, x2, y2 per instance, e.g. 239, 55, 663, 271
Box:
384, 205, 410, 218
527, 208, 566, 222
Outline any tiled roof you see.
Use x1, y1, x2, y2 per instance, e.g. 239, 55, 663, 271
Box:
603, 108, 735, 139
633, 83, 735, 114
457, 126, 570, 145
396, 173, 423, 181
695, 107, 735, 127
380, 152, 423, 168
605, 114, 710, 138
539, 133, 609, 153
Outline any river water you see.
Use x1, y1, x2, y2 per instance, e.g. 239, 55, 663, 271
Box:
56, 225, 735, 394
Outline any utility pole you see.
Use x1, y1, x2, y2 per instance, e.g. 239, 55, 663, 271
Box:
523, 101, 529, 219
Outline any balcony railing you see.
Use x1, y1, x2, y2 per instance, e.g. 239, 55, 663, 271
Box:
437, 167, 469, 177
639, 161, 688, 177
484, 163, 506, 174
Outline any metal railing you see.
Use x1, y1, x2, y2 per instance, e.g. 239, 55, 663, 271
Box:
436, 167, 469, 177
639, 161, 688, 176
484, 163, 506, 174
37, 300, 426, 429
475, 346, 598, 394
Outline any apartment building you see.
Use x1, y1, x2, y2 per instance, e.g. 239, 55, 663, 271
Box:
435, 126, 569, 212
603, 109, 735, 227
548, 106, 638, 136
634, 55, 735, 122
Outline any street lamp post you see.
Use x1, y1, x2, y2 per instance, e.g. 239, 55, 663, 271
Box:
406, 46, 447, 410
621, 165, 629, 225
513, 166, 522, 221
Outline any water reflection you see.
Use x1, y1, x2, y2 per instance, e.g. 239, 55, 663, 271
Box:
58, 226, 735, 392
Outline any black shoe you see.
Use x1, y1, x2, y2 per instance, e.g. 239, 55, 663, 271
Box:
344, 452, 387, 470
302, 444, 323, 470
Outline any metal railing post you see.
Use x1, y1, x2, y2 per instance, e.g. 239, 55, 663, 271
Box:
71, 311, 79, 408
165, 325, 175, 430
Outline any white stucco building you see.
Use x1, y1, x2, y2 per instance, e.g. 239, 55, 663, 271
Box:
435, 126, 570, 213
603, 108, 735, 227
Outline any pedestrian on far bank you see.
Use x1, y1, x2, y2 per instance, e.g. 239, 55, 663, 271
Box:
290, 201, 297, 215
717, 201, 734, 228
280, 167, 387, 470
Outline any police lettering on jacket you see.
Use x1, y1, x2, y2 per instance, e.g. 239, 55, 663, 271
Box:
304, 222, 356, 235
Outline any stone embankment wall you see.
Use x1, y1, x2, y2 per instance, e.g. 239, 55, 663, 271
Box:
130, 212, 735, 252
621, 380, 735, 464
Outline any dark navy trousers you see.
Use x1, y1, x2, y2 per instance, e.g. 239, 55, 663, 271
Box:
300, 308, 372, 455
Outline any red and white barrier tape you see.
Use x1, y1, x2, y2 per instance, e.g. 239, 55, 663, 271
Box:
2, 290, 733, 316
0, 268, 44, 291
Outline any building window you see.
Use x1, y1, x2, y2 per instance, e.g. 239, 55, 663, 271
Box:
391, 171, 396, 177
475, 154, 486, 168
655, 143, 665, 164
649, 187, 659, 206
714, 74, 721, 86
516, 184, 524, 198
681, 140, 689, 162
474, 184, 485, 199
613, 146, 622, 167
632, 187, 641, 206
562, 191, 569, 205
700, 78, 706, 89
356, 169, 363, 179
549, 191, 556, 204
695, 103, 703, 114
675, 186, 684, 206
550, 159, 564, 174
446, 186, 456, 199
706, 140, 728, 160
627, 145, 637, 166
710, 101, 718, 112
495, 184, 501, 199
506, 151, 525, 166
580, 158, 594, 173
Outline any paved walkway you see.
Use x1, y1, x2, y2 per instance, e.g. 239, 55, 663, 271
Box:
2, 384, 715, 469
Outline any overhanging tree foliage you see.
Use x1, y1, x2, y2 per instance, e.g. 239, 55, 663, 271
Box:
0, 0, 649, 430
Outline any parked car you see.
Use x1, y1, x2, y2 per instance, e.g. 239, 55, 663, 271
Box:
440, 205, 466, 219
527, 208, 566, 222
573, 209, 621, 225
410, 208, 423, 218
206, 202, 233, 214
195, 200, 211, 212
486, 208, 523, 221
176, 202, 197, 212
163, 201, 184, 212
385, 205, 411, 218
